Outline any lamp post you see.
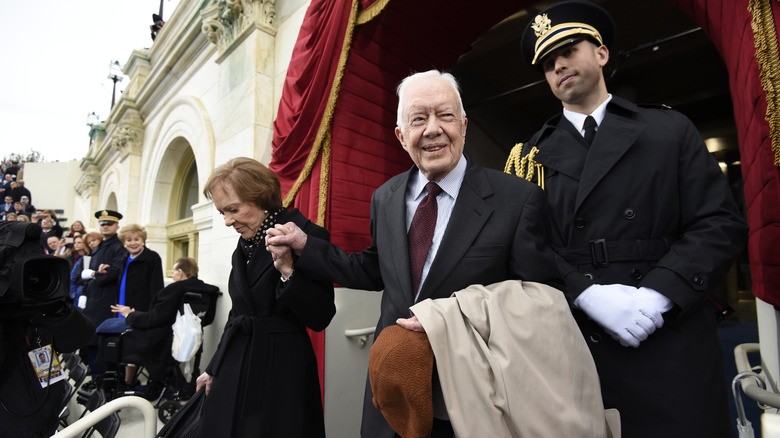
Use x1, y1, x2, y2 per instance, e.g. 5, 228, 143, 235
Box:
108, 61, 124, 109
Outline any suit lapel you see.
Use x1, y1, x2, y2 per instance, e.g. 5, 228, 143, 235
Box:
383, 169, 416, 303
574, 109, 646, 210
418, 162, 493, 301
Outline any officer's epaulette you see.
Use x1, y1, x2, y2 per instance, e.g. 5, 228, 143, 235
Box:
504, 137, 545, 190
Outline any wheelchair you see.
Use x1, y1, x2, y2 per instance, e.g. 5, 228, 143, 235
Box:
92, 287, 222, 423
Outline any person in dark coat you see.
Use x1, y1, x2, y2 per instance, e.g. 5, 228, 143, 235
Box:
10, 180, 31, 203
195, 157, 335, 438
115, 223, 164, 313
266, 70, 561, 438
81, 210, 125, 374
505, 2, 748, 437
105, 223, 164, 389
82, 210, 125, 325
112, 257, 219, 395
0, 221, 95, 438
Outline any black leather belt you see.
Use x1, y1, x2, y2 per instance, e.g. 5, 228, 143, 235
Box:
558, 238, 671, 267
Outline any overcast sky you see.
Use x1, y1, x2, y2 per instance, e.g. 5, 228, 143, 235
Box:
0, 0, 182, 163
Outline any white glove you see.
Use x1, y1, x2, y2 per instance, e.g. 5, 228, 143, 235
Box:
632, 287, 673, 321
574, 284, 663, 348
81, 269, 95, 280
77, 295, 87, 309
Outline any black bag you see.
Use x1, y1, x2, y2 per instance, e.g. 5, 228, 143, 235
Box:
156, 387, 206, 438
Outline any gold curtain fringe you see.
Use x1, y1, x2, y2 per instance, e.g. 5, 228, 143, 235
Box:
282, 0, 361, 227
749, 0, 780, 167
357, 0, 392, 25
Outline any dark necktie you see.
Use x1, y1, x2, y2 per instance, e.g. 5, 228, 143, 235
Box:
583, 115, 597, 147
408, 181, 442, 296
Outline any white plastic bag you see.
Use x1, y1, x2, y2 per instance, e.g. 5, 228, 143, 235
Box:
171, 303, 202, 363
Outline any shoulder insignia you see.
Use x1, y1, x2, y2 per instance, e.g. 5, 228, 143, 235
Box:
504, 142, 545, 190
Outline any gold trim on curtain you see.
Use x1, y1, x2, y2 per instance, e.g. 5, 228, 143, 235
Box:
357, 0, 392, 25
281, 0, 360, 226
749, 0, 780, 166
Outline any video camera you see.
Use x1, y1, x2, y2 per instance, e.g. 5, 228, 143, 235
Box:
0, 221, 69, 317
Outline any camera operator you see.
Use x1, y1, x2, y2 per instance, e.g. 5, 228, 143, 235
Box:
0, 221, 95, 437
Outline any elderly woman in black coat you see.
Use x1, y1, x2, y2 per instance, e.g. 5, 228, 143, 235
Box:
195, 158, 335, 437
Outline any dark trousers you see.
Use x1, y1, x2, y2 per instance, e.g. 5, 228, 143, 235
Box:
394, 418, 453, 438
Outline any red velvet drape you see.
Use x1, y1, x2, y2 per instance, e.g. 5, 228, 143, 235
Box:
668, 0, 780, 306
269, 0, 354, 400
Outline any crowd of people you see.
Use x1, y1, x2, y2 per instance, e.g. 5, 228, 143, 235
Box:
1, 1, 752, 437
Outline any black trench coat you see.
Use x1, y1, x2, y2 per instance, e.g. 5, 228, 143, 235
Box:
198, 208, 335, 438
509, 95, 747, 438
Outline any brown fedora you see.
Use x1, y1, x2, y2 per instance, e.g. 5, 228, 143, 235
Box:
369, 325, 434, 438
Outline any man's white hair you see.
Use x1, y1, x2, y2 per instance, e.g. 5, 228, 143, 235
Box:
396, 70, 467, 127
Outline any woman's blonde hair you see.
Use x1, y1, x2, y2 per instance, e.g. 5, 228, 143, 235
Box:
118, 224, 147, 243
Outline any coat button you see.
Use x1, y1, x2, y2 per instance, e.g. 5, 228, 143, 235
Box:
584, 273, 594, 280
630, 268, 643, 280
693, 275, 704, 285
589, 333, 601, 343
623, 208, 636, 220
575, 217, 587, 229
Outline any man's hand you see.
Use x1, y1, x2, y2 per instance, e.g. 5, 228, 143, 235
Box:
396, 315, 425, 333
110, 305, 134, 317
98, 263, 111, 274
265, 222, 308, 256
574, 284, 664, 348
196, 372, 213, 395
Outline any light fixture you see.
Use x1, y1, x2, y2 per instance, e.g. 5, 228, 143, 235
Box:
86, 112, 99, 127
108, 61, 124, 109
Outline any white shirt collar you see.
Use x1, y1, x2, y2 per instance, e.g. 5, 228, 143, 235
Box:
411, 154, 467, 200
563, 94, 613, 134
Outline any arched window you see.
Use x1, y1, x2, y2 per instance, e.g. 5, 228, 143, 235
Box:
177, 161, 198, 220
165, 148, 199, 275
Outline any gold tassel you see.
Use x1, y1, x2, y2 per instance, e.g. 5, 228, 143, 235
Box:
749, 0, 780, 167
504, 143, 544, 189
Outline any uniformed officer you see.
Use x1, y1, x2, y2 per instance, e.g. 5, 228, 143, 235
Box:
506, 1, 747, 437
82, 209, 125, 374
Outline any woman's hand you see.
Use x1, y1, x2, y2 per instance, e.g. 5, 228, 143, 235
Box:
110, 304, 134, 317
196, 372, 213, 395
98, 263, 111, 274
268, 243, 294, 280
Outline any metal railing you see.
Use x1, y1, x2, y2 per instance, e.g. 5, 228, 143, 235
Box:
53, 395, 156, 438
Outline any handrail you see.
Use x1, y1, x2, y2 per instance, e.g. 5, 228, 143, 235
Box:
344, 326, 376, 349
53, 395, 156, 438
734, 343, 780, 408
344, 327, 375, 338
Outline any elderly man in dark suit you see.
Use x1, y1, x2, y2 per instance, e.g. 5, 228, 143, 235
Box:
267, 69, 560, 438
